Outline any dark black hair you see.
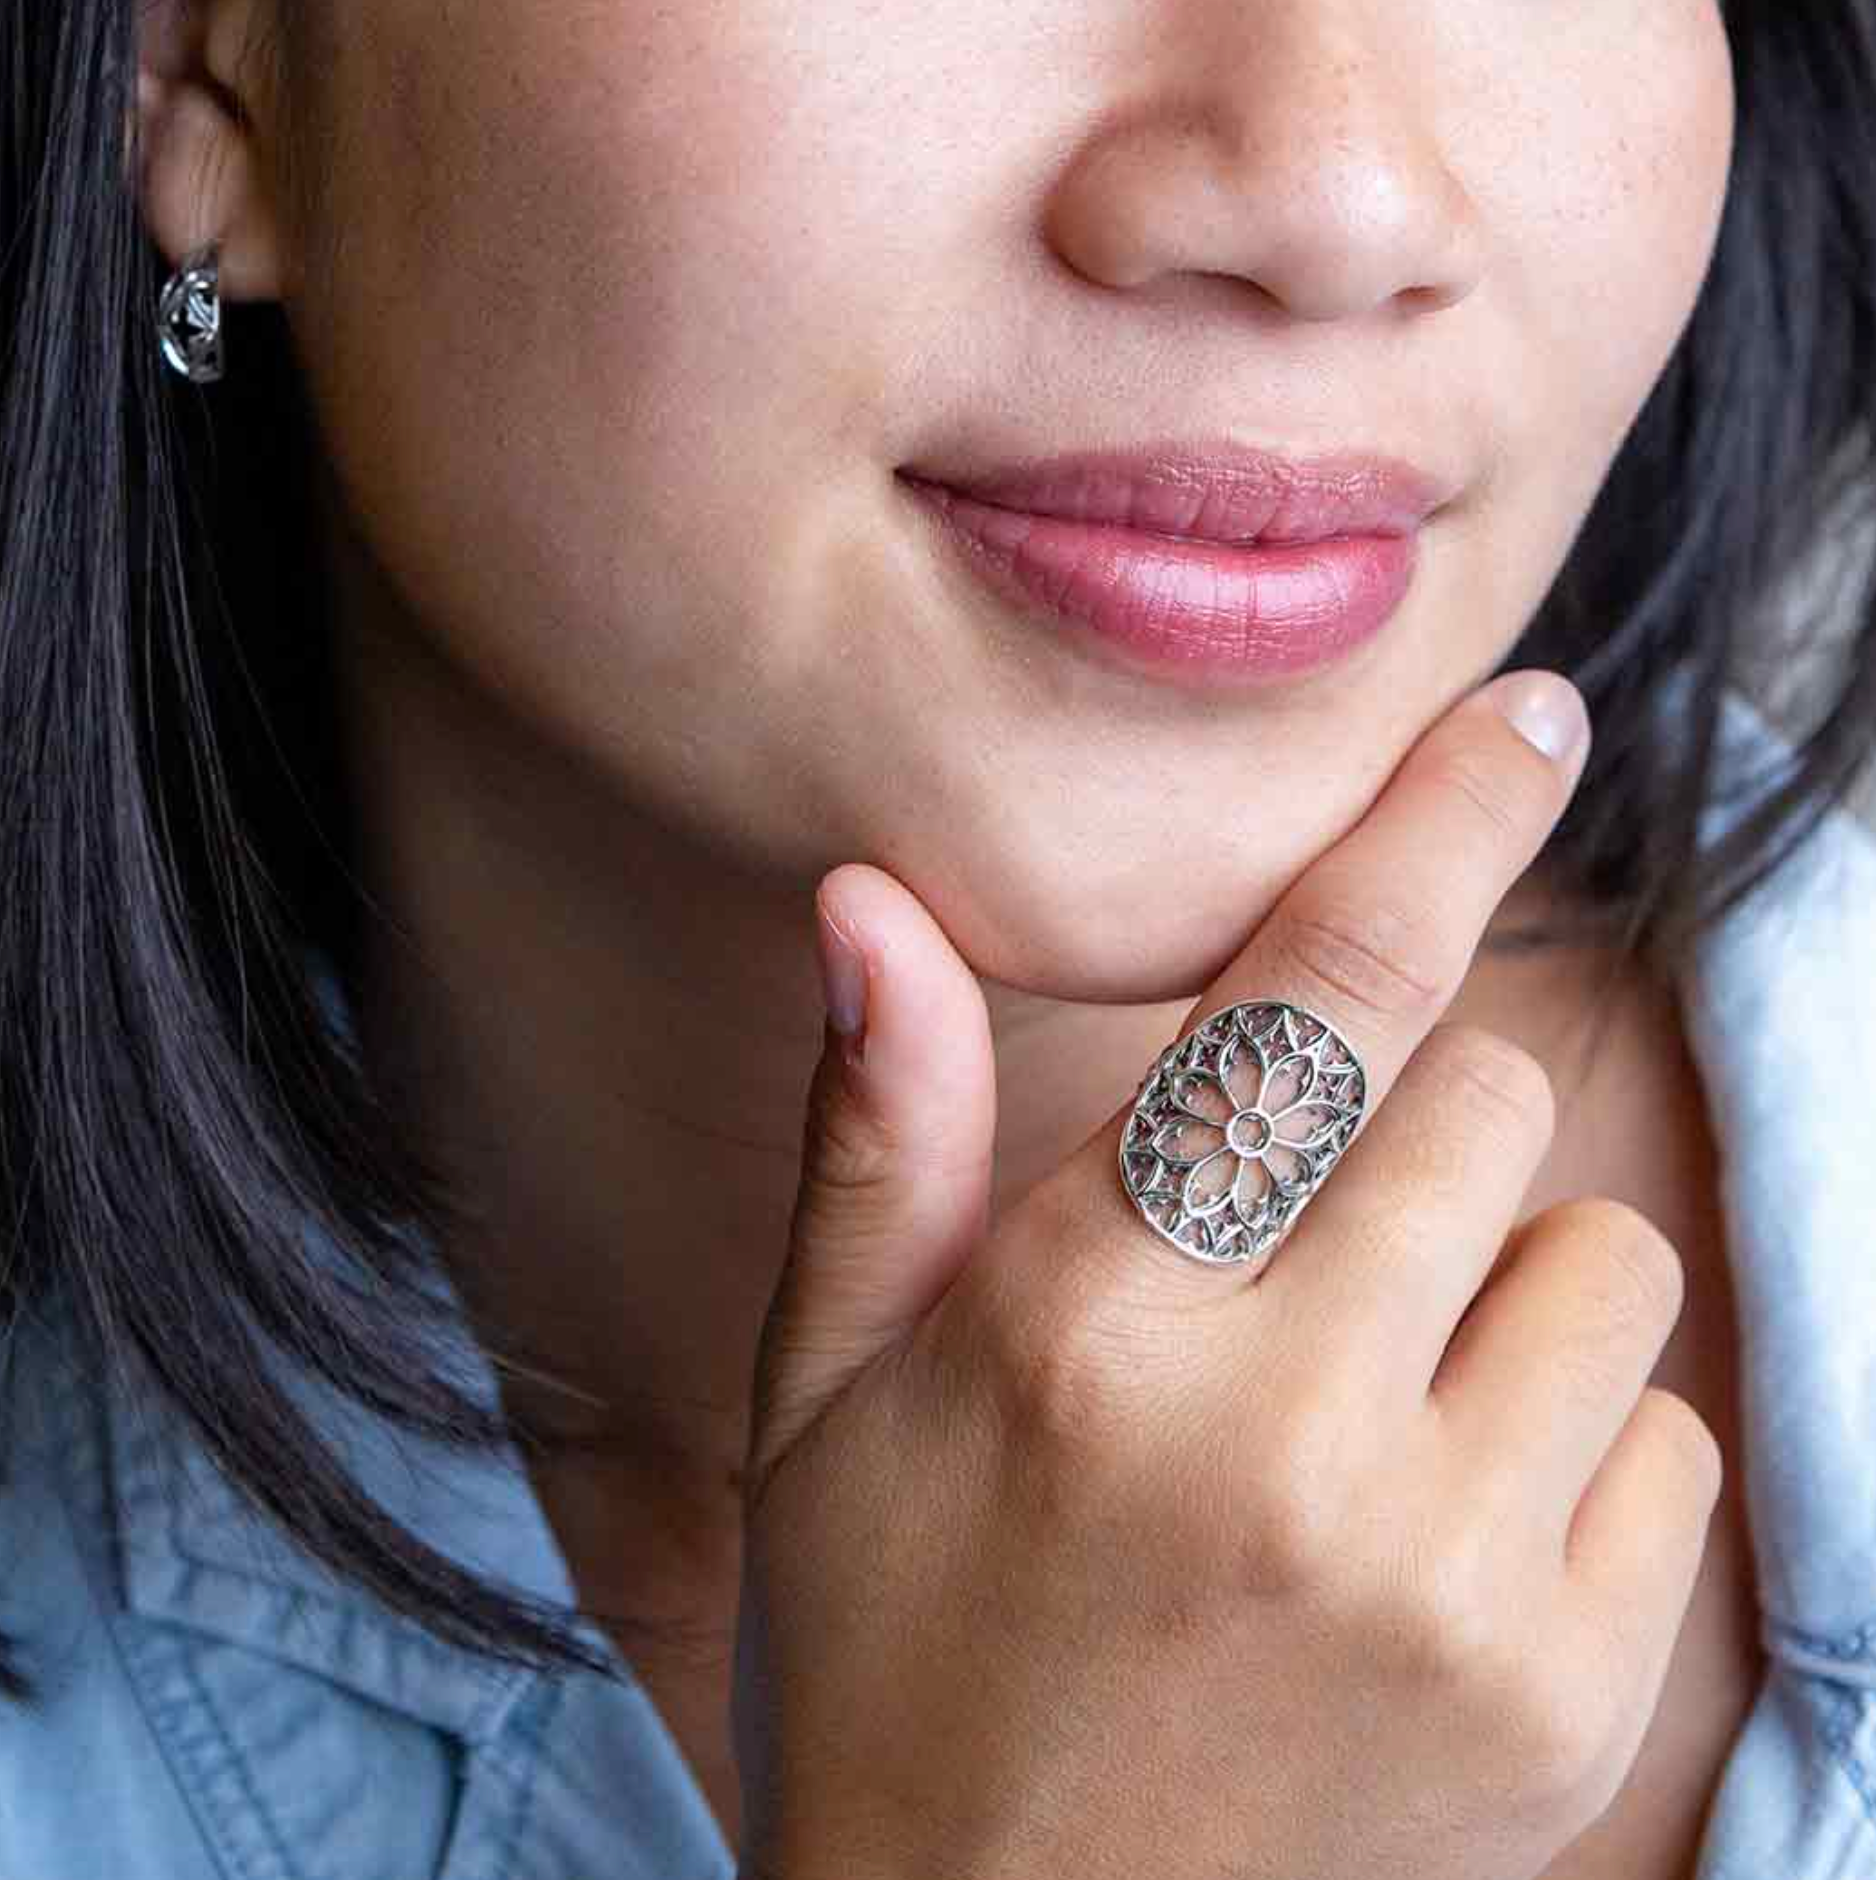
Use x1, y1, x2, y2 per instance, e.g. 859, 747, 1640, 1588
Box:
1, 0, 1872, 1703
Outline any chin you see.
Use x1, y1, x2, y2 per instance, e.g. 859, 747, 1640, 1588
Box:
898, 854, 1293, 1007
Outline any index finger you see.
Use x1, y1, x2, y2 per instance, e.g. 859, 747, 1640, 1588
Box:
1202, 667, 1588, 1103
1076, 666, 1590, 1279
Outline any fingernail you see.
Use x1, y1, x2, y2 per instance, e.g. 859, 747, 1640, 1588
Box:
815, 900, 870, 1063
1488, 670, 1590, 765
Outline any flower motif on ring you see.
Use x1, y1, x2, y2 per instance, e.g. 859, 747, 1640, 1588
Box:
1149, 1030, 1345, 1221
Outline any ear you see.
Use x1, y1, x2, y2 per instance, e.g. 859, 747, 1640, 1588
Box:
134, 0, 290, 301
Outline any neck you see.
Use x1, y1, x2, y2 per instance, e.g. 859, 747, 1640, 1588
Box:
332, 597, 1198, 1618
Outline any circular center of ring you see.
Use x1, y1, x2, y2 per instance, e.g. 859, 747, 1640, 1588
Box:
1227, 1111, 1272, 1157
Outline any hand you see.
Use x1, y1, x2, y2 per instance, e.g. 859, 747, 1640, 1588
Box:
732, 669, 1721, 1880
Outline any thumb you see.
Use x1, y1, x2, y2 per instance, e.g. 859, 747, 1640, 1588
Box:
747, 861, 996, 1496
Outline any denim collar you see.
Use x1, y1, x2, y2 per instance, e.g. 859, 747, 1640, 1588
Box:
100, 1259, 590, 1741
100, 684, 1876, 1727
1680, 689, 1876, 1670
100, 957, 596, 1738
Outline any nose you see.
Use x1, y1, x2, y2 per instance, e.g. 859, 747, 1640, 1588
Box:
1044, 9, 1486, 323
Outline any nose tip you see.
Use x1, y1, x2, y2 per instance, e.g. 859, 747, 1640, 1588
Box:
1045, 60, 1486, 324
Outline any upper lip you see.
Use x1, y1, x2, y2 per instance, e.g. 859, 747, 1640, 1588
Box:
897, 439, 1456, 546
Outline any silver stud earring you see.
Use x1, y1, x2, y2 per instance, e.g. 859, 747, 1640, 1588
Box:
156, 242, 226, 384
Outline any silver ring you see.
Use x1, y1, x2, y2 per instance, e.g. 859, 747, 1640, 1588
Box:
1118, 999, 1368, 1278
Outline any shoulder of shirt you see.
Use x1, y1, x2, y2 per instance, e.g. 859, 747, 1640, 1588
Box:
0, 1283, 736, 1878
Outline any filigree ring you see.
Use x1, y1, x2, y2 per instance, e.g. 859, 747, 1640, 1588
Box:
1118, 999, 1368, 1279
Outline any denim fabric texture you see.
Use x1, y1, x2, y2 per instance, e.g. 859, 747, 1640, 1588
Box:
2, 684, 1874, 1878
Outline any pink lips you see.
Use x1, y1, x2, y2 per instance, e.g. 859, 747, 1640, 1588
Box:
897, 442, 1451, 682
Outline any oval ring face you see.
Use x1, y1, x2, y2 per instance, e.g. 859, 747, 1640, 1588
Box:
1119, 999, 1368, 1278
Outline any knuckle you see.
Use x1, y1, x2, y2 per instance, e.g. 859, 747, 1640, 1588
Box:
1379, 1523, 1621, 1826
1400, 1576, 1612, 1809
1499, 1659, 1619, 1814
975, 1264, 1136, 1464
1512, 1203, 1685, 1411
1234, 1487, 1347, 1601
795, 1163, 898, 1246
1639, 1386, 1726, 1497
1004, 1344, 1111, 1463
1426, 1024, 1557, 1146
795, 1058, 992, 1237
1268, 890, 1457, 1028
1231, 1415, 1360, 1594
1382, 1520, 1505, 1690
1422, 747, 1541, 850
1554, 1198, 1687, 1335
799, 1050, 895, 1185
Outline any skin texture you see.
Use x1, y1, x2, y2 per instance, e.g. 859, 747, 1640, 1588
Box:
133, 0, 1738, 1859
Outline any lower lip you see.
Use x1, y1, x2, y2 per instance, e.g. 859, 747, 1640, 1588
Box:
900, 476, 1421, 683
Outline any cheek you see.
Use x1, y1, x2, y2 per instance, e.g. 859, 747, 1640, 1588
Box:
287, 9, 909, 758
1489, 6, 1736, 474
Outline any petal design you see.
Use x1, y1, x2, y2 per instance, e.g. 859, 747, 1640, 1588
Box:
1319, 1034, 1358, 1071
1263, 1143, 1314, 1189
1271, 1101, 1341, 1148
1119, 1000, 1369, 1270
1232, 1153, 1272, 1214
1170, 1070, 1234, 1126
1220, 1033, 1266, 1110
1240, 1004, 1288, 1047
1153, 1116, 1226, 1165
1194, 1010, 1236, 1047
1183, 1147, 1240, 1218
1258, 1051, 1317, 1114
1288, 1009, 1328, 1049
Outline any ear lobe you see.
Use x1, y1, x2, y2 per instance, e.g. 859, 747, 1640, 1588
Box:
134, 4, 288, 303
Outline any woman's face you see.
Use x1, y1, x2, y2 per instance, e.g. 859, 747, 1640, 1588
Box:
271, 0, 1734, 1000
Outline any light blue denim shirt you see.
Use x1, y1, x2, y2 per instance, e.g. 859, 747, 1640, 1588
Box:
3, 685, 1875, 1880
